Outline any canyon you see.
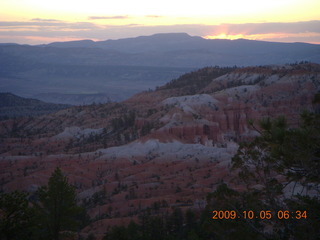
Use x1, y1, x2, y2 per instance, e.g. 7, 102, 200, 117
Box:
1, 62, 319, 239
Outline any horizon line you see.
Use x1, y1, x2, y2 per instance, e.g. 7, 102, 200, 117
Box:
1, 32, 319, 46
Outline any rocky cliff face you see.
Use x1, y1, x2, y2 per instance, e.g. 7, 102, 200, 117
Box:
0, 63, 319, 238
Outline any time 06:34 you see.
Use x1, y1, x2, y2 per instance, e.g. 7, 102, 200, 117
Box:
212, 210, 307, 220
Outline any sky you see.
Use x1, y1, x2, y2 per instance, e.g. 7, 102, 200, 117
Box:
0, 0, 320, 45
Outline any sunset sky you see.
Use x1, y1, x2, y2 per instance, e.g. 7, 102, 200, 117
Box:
0, 0, 320, 44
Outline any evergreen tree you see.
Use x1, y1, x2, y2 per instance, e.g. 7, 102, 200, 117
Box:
0, 191, 34, 240
36, 167, 83, 240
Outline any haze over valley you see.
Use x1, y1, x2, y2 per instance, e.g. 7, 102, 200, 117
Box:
1, 33, 320, 104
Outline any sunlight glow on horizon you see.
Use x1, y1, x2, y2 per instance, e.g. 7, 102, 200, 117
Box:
204, 32, 320, 44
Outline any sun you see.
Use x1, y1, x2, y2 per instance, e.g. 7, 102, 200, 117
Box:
204, 33, 248, 40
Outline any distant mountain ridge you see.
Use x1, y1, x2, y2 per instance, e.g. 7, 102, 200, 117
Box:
1, 33, 320, 104
45, 33, 204, 53
6, 33, 320, 67
45, 33, 319, 56
0, 92, 70, 119
0, 92, 44, 107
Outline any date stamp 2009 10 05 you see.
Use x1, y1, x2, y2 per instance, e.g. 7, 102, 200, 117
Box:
212, 210, 307, 220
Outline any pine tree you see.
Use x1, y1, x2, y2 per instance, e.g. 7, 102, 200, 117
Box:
37, 167, 83, 240
0, 191, 34, 240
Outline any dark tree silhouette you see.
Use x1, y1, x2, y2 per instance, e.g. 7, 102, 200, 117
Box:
37, 167, 83, 240
0, 191, 34, 240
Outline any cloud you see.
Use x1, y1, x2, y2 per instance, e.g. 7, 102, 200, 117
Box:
31, 18, 61, 22
0, 21, 98, 30
202, 21, 320, 43
88, 16, 129, 20
0, 20, 319, 45
145, 15, 163, 18
209, 21, 320, 36
0, 21, 66, 27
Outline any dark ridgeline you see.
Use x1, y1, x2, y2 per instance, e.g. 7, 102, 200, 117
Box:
0, 92, 70, 120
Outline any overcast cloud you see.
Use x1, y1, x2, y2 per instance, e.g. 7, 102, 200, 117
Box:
88, 16, 130, 20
